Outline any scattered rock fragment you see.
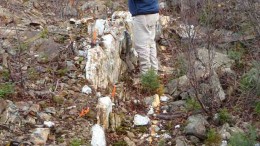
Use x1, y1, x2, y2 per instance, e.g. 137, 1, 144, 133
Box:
81, 85, 92, 94
30, 128, 50, 145
124, 136, 136, 146
133, 114, 150, 126
176, 136, 188, 146
0, 100, 19, 124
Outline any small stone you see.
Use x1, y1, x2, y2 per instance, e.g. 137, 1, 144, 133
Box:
219, 124, 232, 140
147, 107, 154, 115
44, 121, 55, 127
29, 104, 40, 113
154, 125, 160, 132
175, 125, 180, 129
0, 99, 8, 113
161, 105, 169, 111
144, 96, 154, 105
180, 92, 189, 100
159, 45, 167, 51
30, 128, 50, 145
38, 112, 51, 121
68, 108, 78, 115
21, 66, 28, 71
228, 126, 244, 134
15, 101, 30, 111
52, 95, 65, 104
151, 120, 159, 125
133, 114, 150, 126
48, 134, 55, 141
220, 140, 228, 146
66, 61, 77, 71
124, 136, 136, 146
127, 131, 135, 139
26, 116, 36, 125
74, 56, 80, 60
189, 135, 200, 143
96, 92, 102, 98
162, 133, 171, 139
39, 101, 47, 108
167, 75, 189, 95
82, 85, 92, 94
0, 100, 19, 124
121, 107, 127, 113
176, 136, 188, 146
152, 94, 160, 108
78, 50, 87, 56
170, 100, 186, 106
160, 95, 169, 102
44, 107, 56, 114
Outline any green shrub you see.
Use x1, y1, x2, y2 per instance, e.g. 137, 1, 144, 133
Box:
28, 68, 40, 80
228, 49, 245, 68
158, 139, 166, 146
141, 69, 161, 94
186, 97, 201, 111
228, 126, 258, 146
0, 70, 10, 80
228, 50, 243, 62
56, 68, 68, 76
70, 138, 83, 146
254, 101, 260, 115
218, 108, 232, 124
112, 141, 127, 146
205, 128, 222, 146
40, 27, 49, 38
0, 83, 14, 98
240, 62, 260, 95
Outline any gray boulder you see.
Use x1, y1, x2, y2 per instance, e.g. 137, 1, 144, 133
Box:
184, 114, 209, 139
0, 100, 20, 124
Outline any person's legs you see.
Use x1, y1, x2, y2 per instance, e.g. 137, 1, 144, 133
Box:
146, 13, 159, 73
132, 15, 151, 74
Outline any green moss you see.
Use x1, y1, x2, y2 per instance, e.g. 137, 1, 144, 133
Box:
186, 97, 201, 111
0, 83, 14, 98
228, 126, 258, 146
158, 139, 166, 146
52, 95, 65, 105
40, 28, 49, 39
218, 108, 232, 124
141, 69, 161, 94
55, 35, 67, 44
28, 68, 40, 80
254, 101, 260, 115
56, 137, 64, 144
205, 128, 222, 146
70, 138, 84, 146
240, 62, 260, 95
0, 70, 10, 80
56, 68, 68, 76
133, 126, 149, 133
112, 140, 127, 146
